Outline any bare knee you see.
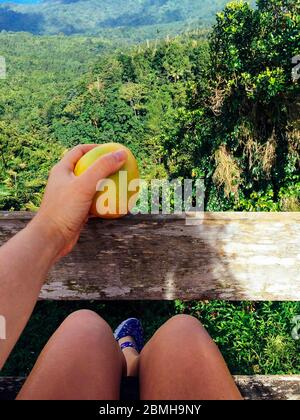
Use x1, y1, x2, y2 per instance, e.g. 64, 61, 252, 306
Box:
53, 310, 114, 350
141, 314, 210, 359
162, 314, 206, 337
19, 310, 123, 400
62, 309, 109, 329
167, 314, 202, 327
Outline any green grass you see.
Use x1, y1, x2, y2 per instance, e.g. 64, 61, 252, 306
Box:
2, 301, 300, 377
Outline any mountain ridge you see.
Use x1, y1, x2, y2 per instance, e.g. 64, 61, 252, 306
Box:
0, 0, 255, 39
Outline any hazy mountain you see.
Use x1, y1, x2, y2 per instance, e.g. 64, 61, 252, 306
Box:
0, 0, 255, 38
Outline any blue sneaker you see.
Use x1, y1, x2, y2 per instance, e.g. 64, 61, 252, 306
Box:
114, 318, 144, 353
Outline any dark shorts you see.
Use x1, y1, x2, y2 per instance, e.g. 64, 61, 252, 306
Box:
120, 377, 140, 401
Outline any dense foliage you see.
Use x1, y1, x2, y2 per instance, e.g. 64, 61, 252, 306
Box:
1, 1, 299, 210
0, 33, 111, 209
207, 0, 300, 210
47, 1, 299, 211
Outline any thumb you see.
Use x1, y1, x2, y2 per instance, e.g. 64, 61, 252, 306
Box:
76, 149, 128, 196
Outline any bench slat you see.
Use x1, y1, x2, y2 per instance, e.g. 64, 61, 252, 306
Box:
235, 375, 300, 400
0, 376, 299, 400
0, 212, 299, 301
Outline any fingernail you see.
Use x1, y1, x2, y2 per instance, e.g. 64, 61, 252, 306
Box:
113, 150, 127, 162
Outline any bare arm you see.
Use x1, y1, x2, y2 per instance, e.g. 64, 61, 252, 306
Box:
0, 144, 127, 369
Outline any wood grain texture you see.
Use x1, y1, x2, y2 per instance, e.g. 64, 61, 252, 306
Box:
235, 375, 300, 401
1, 376, 299, 400
0, 211, 299, 300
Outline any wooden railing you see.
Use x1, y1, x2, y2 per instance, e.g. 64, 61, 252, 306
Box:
0, 211, 300, 399
0, 212, 299, 300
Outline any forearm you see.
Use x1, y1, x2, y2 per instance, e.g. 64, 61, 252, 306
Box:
0, 145, 127, 370
0, 216, 64, 369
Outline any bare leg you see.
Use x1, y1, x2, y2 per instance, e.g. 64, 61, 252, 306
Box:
140, 315, 242, 400
118, 336, 140, 377
17, 310, 125, 400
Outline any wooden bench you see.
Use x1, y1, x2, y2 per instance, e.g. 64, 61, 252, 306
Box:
0, 211, 300, 400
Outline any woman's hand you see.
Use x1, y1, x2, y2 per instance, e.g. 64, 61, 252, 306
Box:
0, 143, 128, 369
31, 144, 127, 259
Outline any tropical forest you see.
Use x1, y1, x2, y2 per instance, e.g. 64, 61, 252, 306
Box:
0, 0, 300, 381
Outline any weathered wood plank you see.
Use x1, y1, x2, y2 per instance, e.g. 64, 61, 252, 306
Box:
0, 376, 299, 400
235, 375, 300, 401
0, 211, 299, 300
